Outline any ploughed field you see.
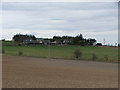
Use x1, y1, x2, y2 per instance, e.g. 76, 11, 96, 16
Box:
2, 45, 118, 62
2, 55, 118, 88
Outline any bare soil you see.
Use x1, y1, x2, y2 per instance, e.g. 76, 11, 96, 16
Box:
2, 55, 118, 88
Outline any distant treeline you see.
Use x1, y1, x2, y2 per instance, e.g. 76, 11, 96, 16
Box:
13, 34, 36, 42
12, 34, 97, 46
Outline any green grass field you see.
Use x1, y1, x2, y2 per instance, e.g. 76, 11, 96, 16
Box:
2, 44, 118, 62
2, 41, 18, 46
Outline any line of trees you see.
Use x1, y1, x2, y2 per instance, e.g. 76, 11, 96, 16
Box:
12, 34, 97, 46
53, 34, 96, 46
13, 34, 36, 43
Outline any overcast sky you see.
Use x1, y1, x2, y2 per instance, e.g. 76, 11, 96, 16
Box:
1, 2, 118, 45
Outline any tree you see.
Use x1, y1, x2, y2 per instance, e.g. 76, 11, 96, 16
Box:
62, 36, 74, 44
53, 36, 62, 44
13, 34, 36, 43
74, 48, 82, 59
73, 34, 84, 45
87, 38, 96, 46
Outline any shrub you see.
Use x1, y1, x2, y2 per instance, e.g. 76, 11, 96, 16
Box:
74, 48, 82, 59
92, 54, 97, 61
18, 51, 23, 56
104, 55, 109, 61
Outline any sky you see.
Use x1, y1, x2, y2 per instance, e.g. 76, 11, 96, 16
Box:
1, 2, 118, 45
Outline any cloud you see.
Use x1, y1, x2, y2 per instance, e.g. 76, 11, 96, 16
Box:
1, 2, 118, 44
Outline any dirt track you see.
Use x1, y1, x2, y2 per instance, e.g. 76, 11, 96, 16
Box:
2, 55, 118, 88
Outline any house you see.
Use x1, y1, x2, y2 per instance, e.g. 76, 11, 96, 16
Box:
92, 42, 97, 46
63, 39, 73, 44
23, 39, 41, 45
42, 39, 50, 45
51, 41, 57, 45
96, 43, 102, 46
55, 40, 62, 45
36, 38, 43, 44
